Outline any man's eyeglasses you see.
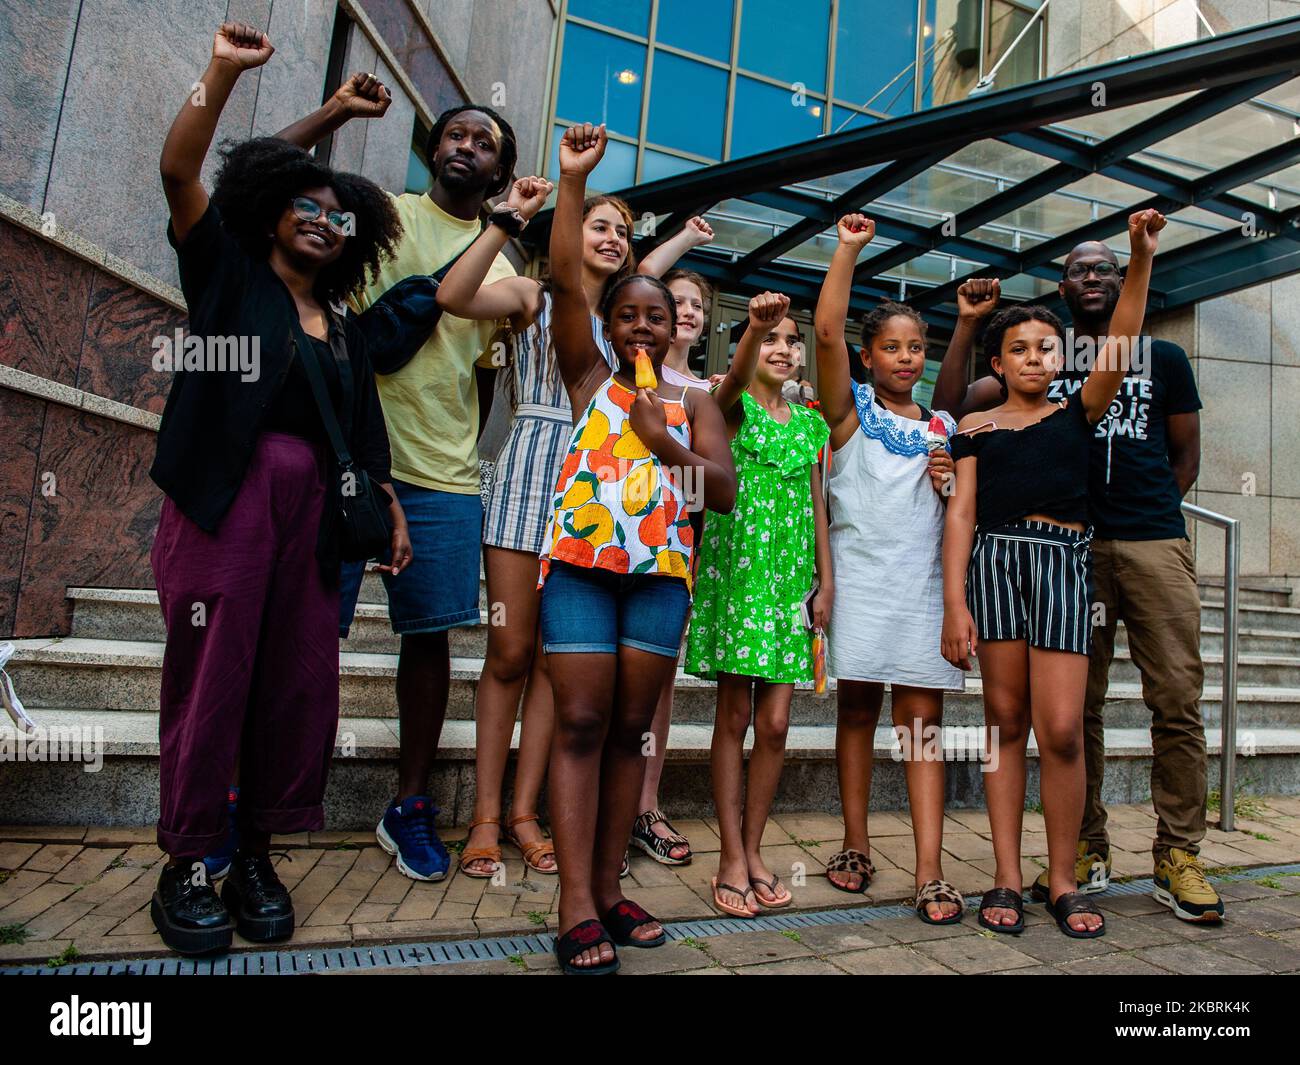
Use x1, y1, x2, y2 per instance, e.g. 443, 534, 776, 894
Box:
291, 197, 350, 235
1063, 261, 1119, 282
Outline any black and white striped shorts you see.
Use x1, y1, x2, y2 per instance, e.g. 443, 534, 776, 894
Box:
966, 520, 1093, 655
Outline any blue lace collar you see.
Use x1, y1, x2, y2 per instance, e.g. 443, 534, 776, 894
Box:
852, 380, 955, 457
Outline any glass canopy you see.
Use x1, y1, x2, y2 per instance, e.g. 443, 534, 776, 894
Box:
530, 16, 1300, 336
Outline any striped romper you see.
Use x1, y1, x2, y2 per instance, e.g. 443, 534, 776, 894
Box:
482, 290, 616, 554
950, 398, 1096, 656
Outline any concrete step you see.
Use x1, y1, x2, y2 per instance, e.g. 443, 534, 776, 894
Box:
1200, 601, 1300, 635
1115, 624, 1300, 657
67, 589, 1300, 685
2, 709, 1295, 828
9, 637, 1300, 730
67, 588, 489, 657
1198, 576, 1293, 608
73, 582, 1300, 665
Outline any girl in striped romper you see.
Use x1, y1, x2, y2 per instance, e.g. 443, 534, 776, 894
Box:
435, 176, 712, 879
942, 208, 1166, 940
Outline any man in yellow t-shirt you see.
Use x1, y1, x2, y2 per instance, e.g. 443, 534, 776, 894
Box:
277, 77, 518, 882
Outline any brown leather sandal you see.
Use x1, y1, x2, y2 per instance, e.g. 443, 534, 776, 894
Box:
505, 813, 557, 875
458, 817, 503, 879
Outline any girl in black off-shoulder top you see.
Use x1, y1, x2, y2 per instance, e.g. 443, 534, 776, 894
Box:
939, 209, 1168, 943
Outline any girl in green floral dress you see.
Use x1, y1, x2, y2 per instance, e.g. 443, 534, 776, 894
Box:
686, 292, 833, 918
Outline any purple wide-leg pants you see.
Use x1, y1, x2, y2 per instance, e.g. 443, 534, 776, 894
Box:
151, 433, 339, 857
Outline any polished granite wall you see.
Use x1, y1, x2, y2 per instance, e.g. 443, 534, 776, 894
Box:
0, 0, 558, 288
0, 216, 180, 638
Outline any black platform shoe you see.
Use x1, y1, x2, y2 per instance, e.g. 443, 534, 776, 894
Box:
151, 861, 234, 955
221, 850, 295, 942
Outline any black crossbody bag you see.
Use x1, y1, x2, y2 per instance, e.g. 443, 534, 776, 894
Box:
351, 239, 478, 376
292, 317, 393, 562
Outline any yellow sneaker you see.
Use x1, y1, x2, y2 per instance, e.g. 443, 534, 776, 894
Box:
1031, 840, 1111, 900
1153, 848, 1224, 923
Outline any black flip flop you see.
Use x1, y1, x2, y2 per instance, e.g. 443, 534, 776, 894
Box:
1047, 890, 1106, 939
977, 886, 1025, 934
555, 918, 620, 974
601, 899, 666, 948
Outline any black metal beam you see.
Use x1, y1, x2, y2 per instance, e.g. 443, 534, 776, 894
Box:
728, 150, 952, 279
999, 127, 1283, 230
909, 130, 1300, 313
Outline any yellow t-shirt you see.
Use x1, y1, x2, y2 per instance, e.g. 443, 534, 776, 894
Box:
350, 193, 515, 494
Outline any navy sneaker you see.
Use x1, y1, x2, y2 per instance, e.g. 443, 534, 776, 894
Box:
203, 787, 240, 881
376, 795, 449, 882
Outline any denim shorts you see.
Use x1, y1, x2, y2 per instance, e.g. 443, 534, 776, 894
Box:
339, 480, 482, 637
540, 561, 690, 658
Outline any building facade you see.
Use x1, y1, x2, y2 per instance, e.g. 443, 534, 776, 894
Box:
0, 0, 1296, 641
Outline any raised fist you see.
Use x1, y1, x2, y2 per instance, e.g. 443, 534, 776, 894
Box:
558, 123, 607, 177
1128, 207, 1166, 258
212, 22, 273, 70
749, 291, 791, 329
956, 278, 1001, 320
507, 176, 554, 219
683, 216, 714, 247
837, 213, 875, 249
334, 72, 391, 119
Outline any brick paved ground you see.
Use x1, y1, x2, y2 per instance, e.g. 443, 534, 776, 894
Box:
2, 795, 1299, 971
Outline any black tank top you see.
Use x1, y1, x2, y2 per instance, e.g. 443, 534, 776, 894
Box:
950, 398, 1093, 530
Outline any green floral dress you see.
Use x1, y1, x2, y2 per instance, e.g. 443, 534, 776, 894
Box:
686, 392, 829, 683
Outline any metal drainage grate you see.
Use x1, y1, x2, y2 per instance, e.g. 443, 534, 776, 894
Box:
4, 862, 1297, 977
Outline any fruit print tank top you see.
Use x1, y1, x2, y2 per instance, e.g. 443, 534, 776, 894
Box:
539, 376, 695, 588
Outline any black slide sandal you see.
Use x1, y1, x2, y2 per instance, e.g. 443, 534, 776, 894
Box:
555, 918, 620, 974
977, 886, 1025, 934
1048, 890, 1106, 939
602, 899, 666, 948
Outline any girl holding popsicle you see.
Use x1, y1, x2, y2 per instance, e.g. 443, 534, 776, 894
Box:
685, 292, 831, 918
541, 122, 736, 974
814, 213, 966, 925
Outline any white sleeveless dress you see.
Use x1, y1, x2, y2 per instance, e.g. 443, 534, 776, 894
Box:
826, 381, 964, 691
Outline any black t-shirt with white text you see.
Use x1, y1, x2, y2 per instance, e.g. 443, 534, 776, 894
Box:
1045, 337, 1201, 541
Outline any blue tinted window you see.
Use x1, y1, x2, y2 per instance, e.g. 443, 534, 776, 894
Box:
655, 0, 734, 62
730, 76, 826, 157
738, 0, 830, 94
835, 0, 917, 115
641, 150, 702, 182
647, 52, 727, 158
556, 24, 646, 137
567, 0, 651, 36
547, 125, 637, 191
830, 106, 876, 134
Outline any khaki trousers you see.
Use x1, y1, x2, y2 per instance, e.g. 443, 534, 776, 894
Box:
1081, 537, 1208, 860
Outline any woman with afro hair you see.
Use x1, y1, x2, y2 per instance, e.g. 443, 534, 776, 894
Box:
149, 22, 409, 955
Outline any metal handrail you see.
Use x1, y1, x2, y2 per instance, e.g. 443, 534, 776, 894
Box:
1181, 502, 1242, 831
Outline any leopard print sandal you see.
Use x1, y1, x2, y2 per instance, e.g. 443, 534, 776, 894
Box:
825, 848, 875, 894
913, 879, 964, 925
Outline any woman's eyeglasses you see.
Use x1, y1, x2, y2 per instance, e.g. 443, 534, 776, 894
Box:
1064, 261, 1118, 282
291, 197, 350, 235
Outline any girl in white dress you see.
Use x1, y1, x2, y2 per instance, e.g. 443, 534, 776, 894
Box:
814, 213, 966, 925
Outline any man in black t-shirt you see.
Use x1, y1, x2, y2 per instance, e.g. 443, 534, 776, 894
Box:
934, 242, 1224, 923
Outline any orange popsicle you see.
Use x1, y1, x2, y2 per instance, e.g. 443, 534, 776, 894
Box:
634, 347, 657, 390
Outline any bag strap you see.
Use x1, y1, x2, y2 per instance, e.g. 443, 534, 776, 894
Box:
430, 222, 484, 284
292, 314, 355, 469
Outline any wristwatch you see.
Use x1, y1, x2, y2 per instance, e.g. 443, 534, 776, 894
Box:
487, 205, 526, 238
